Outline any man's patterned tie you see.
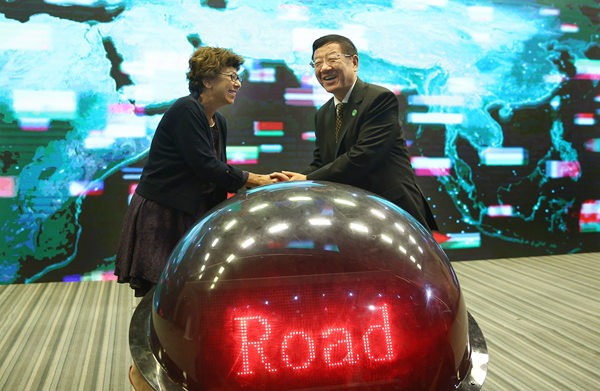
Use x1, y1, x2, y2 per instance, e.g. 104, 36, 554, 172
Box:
335, 103, 344, 142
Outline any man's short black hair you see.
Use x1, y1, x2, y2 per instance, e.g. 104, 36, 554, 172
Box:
312, 34, 358, 59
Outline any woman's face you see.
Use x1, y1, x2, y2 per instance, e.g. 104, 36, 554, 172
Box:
207, 66, 242, 107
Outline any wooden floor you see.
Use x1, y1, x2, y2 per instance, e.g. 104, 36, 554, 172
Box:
0, 252, 598, 391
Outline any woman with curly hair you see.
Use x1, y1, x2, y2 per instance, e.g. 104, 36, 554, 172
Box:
115, 46, 277, 298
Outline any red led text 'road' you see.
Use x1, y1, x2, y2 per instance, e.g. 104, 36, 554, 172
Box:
234, 304, 395, 376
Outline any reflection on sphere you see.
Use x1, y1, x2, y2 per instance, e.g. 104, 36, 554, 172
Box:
151, 181, 470, 391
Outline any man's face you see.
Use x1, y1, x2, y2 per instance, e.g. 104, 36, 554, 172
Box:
313, 42, 358, 100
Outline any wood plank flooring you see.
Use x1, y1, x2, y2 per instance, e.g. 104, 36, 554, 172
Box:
0, 252, 598, 390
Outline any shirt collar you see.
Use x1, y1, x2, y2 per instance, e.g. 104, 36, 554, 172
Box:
333, 77, 358, 106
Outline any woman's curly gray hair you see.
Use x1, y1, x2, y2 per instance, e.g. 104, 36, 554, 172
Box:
187, 47, 244, 94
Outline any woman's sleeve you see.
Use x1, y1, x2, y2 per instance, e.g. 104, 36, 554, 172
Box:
173, 105, 246, 192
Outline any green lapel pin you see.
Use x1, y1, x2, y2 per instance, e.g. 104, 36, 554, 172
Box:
352, 109, 357, 117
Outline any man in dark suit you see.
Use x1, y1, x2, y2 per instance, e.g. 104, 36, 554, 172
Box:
278, 34, 438, 231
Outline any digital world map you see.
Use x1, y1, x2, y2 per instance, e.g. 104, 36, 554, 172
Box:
1, 0, 599, 284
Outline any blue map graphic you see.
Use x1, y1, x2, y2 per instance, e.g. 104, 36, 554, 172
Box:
0, 0, 599, 283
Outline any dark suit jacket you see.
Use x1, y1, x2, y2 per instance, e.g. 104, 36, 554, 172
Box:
304, 78, 438, 231
136, 95, 247, 216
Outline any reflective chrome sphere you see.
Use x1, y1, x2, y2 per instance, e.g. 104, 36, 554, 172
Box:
132, 181, 487, 390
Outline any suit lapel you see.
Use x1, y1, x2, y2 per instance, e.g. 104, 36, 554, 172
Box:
334, 78, 365, 156
322, 100, 337, 160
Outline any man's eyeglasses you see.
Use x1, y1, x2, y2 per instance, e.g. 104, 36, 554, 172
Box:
310, 52, 353, 69
219, 72, 242, 83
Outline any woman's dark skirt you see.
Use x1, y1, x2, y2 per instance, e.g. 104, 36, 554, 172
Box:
114, 192, 201, 297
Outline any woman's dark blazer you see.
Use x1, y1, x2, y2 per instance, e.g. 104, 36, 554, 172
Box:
136, 95, 246, 216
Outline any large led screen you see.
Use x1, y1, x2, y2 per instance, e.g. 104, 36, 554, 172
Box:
1, 0, 599, 284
